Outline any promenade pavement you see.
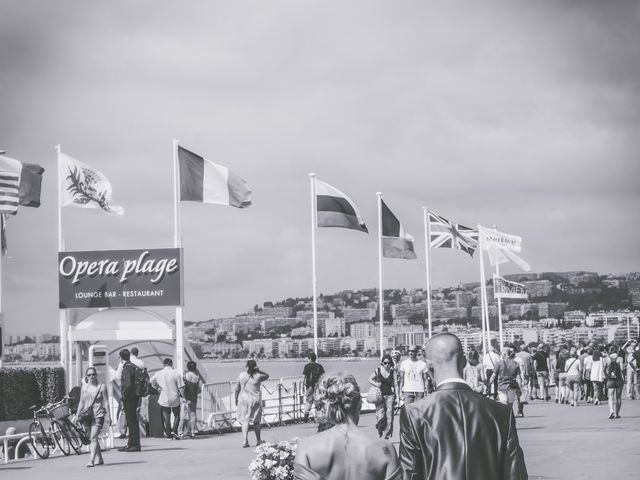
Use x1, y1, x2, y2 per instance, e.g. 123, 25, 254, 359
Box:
2, 397, 638, 479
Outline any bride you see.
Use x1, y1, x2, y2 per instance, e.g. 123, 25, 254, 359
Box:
294, 372, 401, 480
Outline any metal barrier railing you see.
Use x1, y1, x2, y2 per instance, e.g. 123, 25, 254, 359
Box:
199, 375, 306, 433
0, 432, 35, 464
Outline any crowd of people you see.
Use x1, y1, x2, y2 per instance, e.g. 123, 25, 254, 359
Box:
65, 335, 637, 476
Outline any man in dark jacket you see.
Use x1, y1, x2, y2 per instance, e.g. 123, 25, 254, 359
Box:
118, 348, 141, 452
399, 333, 528, 480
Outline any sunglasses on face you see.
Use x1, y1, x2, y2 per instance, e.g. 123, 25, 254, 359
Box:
87, 373, 97, 377
382, 361, 390, 365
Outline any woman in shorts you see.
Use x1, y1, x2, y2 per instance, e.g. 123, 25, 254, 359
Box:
564, 348, 582, 406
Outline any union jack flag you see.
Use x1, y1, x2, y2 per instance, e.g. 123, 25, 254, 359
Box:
428, 211, 478, 257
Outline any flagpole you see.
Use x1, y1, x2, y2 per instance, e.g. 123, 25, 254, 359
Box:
377, 192, 384, 358
422, 208, 433, 339
495, 264, 504, 353
478, 226, 490, 353
56, 144, 70, 388
173, 139, 184, 374
309, 173, 318, 356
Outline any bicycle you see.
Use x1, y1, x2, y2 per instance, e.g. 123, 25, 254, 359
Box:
48, 397, 87, 455
28, 403, 68, 459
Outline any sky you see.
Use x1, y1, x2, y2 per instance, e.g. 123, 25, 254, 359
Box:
1, 0, 639, 335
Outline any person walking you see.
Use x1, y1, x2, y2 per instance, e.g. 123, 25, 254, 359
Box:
77, 366, 111, 467
235, 359, 269, 447
295, 372, 401, 480
622, 339, 638, 399
590, 349, 605, 406
463, 350, 484, 394
399, 333, 528, 480
399, 345, 428, 405
150, 358, 184, 440
582, 347, 594, 402
368, 354, 398, 439
533, 344, 551, 401
118, 349, 141, 452
490, 345, 524, 415
515, 345, 534, 405
604, 345, 624, 419
179, 360, 201, 438
564, 348, 582, 407
302, 352, 325, 422
482, 346, 501, 399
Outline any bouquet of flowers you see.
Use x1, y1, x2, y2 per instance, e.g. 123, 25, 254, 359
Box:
249, 440, 298, 480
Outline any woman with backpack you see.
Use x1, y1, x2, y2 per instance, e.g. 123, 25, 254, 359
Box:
605, 345, 624, 419
368, 354, 398, 439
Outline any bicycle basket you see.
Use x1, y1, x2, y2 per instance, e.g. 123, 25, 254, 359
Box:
50, 403, 70, 420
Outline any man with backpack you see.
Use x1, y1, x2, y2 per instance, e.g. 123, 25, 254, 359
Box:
118, 348, 141, 452
302, 352, 325, 422
179, 361, 201, 438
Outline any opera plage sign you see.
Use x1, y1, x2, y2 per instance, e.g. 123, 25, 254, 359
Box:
58, 248, 182, 308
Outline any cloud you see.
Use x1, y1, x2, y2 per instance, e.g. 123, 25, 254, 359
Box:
1, 0, 638, 334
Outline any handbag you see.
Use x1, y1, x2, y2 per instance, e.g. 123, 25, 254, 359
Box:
76, 385, 102, 425
366, 369, 383, 404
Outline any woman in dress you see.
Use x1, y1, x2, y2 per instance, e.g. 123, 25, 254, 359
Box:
76, 367, 110, 467
234, 359, 269, 447
295, 372, 400, 480
463, 350, 483, 393
368, 354, 397, 439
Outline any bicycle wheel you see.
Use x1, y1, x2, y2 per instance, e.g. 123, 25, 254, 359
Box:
64, 420, 85, 454
29, 421, 50, 459
51, 420, 71, 456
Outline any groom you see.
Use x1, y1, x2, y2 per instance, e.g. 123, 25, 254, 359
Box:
399, 333, 528, 480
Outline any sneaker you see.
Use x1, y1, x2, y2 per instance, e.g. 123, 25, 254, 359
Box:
555, 399, 559, 403
171, 432, 181, 440
517, 413, 524, 417
615, 414, 621, 419
608, 412, 615, 419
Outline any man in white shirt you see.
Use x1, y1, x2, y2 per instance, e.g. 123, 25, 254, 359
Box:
399, 345, 428, 404
130, 347, 146, 369
150, 358, 184, 440
483, 346, 501, 399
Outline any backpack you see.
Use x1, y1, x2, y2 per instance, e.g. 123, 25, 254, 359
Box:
183, 375, 200, 402
307, 364, 324, 386
605, 360, 622, 381
134, 366, 151, 397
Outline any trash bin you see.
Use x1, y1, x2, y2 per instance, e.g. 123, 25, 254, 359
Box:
147, 394, 164, 437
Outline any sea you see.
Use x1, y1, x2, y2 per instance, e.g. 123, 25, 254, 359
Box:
200, 358, 382, 388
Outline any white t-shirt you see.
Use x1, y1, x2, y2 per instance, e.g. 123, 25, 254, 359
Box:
400, 359, 427, 393
564, 357, 580, 376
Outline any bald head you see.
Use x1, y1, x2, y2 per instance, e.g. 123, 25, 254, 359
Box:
425, 333, 466, 385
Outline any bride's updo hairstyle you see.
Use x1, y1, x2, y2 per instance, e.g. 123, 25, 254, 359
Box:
314, 372, 361, 424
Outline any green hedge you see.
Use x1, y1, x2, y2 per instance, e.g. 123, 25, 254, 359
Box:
0, 367, 66, 421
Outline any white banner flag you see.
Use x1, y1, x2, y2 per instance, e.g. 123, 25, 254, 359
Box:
59, 153, 124, 215
479, 225, 522, 252
494, 275, 528, 299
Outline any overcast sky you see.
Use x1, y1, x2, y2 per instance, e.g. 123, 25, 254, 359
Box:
1, 1, 639, 335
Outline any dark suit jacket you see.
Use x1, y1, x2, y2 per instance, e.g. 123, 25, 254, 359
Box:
120, 362, 138, 401
399, 382, 527, 480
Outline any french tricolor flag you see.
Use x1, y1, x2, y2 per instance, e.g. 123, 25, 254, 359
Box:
178, 146, 252, 208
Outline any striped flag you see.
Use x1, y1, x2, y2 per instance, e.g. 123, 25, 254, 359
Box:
381, 199, 416, 259
178, 146, 252, 208
428, 211, 478, 257
316, 179, 368, 233
0, 155, 21, 215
